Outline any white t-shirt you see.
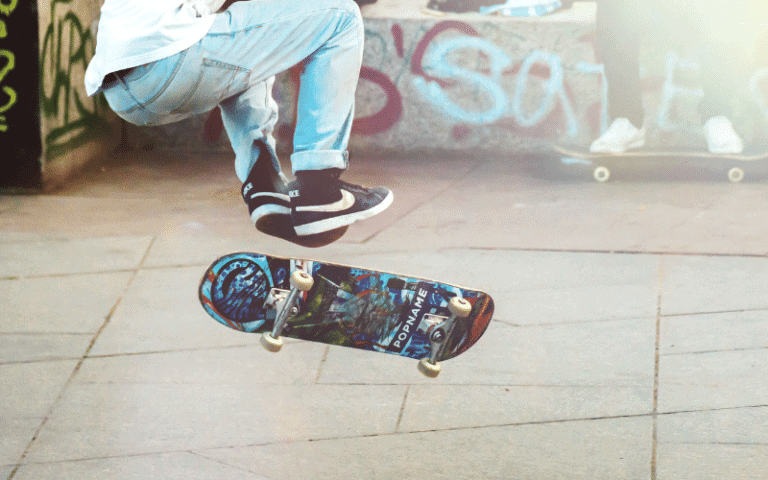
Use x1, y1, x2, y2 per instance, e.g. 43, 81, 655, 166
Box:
84, 0, 216, 96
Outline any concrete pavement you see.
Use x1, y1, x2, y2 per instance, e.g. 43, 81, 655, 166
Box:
2, 150, 768, 479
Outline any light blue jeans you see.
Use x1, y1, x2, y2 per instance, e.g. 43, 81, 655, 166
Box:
102, 0, 363, 181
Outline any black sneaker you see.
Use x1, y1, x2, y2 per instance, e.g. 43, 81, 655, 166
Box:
288, 169, 393, 236
241, 142, 291, 227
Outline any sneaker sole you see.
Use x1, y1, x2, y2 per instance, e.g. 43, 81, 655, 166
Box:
251, 204, 291, 224
294, 190, 394, 236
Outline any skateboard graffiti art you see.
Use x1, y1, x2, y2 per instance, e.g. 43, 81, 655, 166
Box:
199, 252, 494, 377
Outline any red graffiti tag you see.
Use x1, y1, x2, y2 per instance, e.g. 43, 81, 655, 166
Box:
352, 66, 403, 135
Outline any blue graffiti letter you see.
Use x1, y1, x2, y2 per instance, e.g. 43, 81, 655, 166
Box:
414, 36, 511, 124
512, 50, 578, 137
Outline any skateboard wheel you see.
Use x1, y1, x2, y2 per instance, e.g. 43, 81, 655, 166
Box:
448, 296, 472, 318
260, 332, 283, 352
418, 358, 441, 378
290, 270, 314, 291
593, 166, 610, 182
727, 167, 744, 183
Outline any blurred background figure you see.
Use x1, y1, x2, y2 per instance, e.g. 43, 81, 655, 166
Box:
578, 0, 756, 154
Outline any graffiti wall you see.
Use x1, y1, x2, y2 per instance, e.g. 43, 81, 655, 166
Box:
0, 0, 116, 189
272, 14, 768, 155
1, 0, 42, 188
349, 17, 601, 152
37, 0, 117, 188
129, 5, 768, 156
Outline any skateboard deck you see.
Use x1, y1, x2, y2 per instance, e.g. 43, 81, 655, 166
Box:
554, 144, 768, 183
199, 252, 494, 377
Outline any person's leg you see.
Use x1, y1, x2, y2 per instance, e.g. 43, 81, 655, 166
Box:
596, 0, 645, 129
699, 49, 745, 153
589, 0, 649, 152
218, 77, 291, 223
693, 1, 744, 153
207, 0, 391, 234
104, 0, 391, 234
201, 0, 363, 175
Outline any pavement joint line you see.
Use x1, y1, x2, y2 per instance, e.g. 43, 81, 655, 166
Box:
314, 346, 330, 384
660, 307, 768, 318
0, 357, 88, 366
394, 385, 410, 433
83, 344, 270, 360
0, 269, 138, 281
7, 237, 157, 480
187, 450, 267, 478
10, 407, 768, 470
314, 382, 651, 388
657, 441, 768, 446
0, 331, 92, 336
660, 345, 768, 356
495, 316, 657, 329
651, 257, 664, 480
0, 262, 214, 281
444, 246, 768, 258
656, 404, 768, 416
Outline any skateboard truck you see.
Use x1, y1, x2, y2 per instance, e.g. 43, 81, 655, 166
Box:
417, 296, 472, 378
260, 270, 314, 352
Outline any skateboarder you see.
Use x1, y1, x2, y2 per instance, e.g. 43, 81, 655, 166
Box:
582, 0, 747, 154
84, 0, 393, 237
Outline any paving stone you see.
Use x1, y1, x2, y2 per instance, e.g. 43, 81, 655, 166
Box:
319, 319, 656, 387
78, 345, 328, 386
0, 272, 133, 333
197, 417, 653, 480
399, 384, 651, 431
660, 255, 768, 315
660, 310, 768, 355
0, 361, 78, 419
658, 349, 768, 412
0, 236, 152, 278
0, 417, 38, 467
88, 266, 263, 356
657, 407, 768, 445
22, 350, 402, 464
656, 444, 768, 480
12, 452, 270, 480
24, 382, 405, 463
0, 334, 92, 363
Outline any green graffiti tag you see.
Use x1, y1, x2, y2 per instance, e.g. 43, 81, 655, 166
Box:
0, 0, 17, 133
0, 49, 16, 132
40, 0, 110, 159
0, 0, 18, 16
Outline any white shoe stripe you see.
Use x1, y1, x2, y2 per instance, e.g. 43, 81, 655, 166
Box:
295, 190, 356, 213
250, 192, 290, 202
294, 190, 393, 235
251, 205, 291, 222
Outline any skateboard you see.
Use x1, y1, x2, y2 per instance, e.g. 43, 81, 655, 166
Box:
199, 252, 494, 377
553, 144, 768, 183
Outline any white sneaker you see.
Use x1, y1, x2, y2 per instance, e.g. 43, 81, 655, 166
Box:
704, 116, 744, 154
589, 118, 646, 153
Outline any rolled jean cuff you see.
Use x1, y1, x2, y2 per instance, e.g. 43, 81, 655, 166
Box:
291, 150, 349, 174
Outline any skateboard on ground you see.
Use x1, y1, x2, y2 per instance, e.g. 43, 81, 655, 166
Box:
199, 252, 494, 377
553, 144, 768, 183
